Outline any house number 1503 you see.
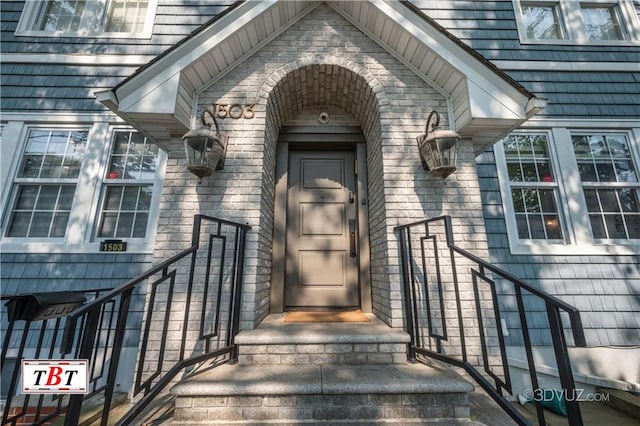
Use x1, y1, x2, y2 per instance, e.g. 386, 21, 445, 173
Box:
211, 103, 255, 119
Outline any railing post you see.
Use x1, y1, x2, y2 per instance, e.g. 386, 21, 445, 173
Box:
229, 226, 248, 362
397, 228, 416, 362
100, 288, 134, 426
65, 308, 100, 426
547, 305, 583, 426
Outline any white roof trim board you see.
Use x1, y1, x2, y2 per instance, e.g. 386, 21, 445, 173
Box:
96, 0, 546, 150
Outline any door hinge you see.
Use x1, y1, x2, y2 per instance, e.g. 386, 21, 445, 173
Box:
354, 159, 358, 175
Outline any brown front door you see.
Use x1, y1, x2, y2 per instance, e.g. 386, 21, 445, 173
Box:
285, 150, 359, 308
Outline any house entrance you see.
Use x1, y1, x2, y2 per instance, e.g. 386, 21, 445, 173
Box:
285, 150, 359, 309
271, 126, 372, 313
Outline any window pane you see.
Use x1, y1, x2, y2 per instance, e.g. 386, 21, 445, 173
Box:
97, 131, 159, 240
6, 184, 75, 238
619, 188, 639, 213
544, 215, 562, 239
529, 215, 546, 239
133, 213, 148, 237
51, 212, 70, 237
35, 186, 59, 210
523, 4, 563, 39
6, 212, 31, 237
116, 213, 134, 238
99, 213, 118, 238
580, 5, 624, 40
122, 186, 140, 209
572, 134, 637, 183
585, 189, 640, 239
508, 163, 523, 181
97, 184, 152, 239
15, 186, 39, 209
107, 131, 158, 180
523, 189, 541, 213
598, 190, 619, 212
605, 215, 627, 238
539, 189, 557, 212
516, 214, 530, 239
627, 215, 640, 238
19, 129, 87, 179
40, 0, 87, 32
512, 189, 525, 212
104, 186, 123, 210
584, 189, 599, 212
30, 212, 53, 237
105, 0, 149, 33
589, 214, 607, 238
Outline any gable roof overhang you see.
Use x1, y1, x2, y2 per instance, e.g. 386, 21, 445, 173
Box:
96, 0, 547, 153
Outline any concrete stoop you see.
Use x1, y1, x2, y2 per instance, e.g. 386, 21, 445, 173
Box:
168, 314, 475, 424
170, 363, 475, 424
234, 314, 411, 365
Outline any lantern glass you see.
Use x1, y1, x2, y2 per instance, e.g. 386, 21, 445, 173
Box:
183, 131, 222, 179
418, 129, 461, 179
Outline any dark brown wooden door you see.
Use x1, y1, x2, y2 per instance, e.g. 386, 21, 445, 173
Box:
285, 150, 359, 308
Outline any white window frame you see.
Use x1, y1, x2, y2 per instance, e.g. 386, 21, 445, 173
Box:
15, 0, 158, 39
0, 119, 166, 253
495, 121, 640, 255
92, 127, 162, 241
513, 0, 640, 44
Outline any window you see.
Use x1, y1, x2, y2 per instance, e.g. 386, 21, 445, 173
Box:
514, 0, 640, 43
495, 127, 640, 254
2, 124, 165, 252
580, 4, 625, 40
572, 133, 639, 239
502, 133, 564, 241
521, 2, 565, 40
96, 131, 159, 239
5, 129, 88, 238
16, 0, 156, 37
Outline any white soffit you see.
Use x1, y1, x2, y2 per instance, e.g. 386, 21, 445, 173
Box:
100, 0, 543, 150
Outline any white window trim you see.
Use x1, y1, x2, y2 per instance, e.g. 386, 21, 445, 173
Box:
15, 0, 158, 39
495, 123, 640, 256
513, 0, 640, 45
0, 120, 166, 254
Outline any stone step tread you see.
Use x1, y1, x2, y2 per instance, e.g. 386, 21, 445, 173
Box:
172, 363, 474, 397
235, 314, 410, 345
171, 421, 483, 425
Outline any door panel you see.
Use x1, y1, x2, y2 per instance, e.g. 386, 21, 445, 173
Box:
285, 151, 358, 308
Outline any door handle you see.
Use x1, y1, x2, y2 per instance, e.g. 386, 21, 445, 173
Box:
349, 219, 356, 257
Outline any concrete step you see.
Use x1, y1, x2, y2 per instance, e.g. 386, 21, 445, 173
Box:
234, 313, 411, 365
170, 362, 475, 424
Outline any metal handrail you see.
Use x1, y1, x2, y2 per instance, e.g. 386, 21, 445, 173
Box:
1, 214, 250, 426
395, 215, 586, 426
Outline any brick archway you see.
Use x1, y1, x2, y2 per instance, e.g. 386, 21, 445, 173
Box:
259, 56, 392, 319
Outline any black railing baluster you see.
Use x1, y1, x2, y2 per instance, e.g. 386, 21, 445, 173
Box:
547, 304, 583, 426
2, 215, 250, 426
395, 216, 586, 426
398, 228, 417, 362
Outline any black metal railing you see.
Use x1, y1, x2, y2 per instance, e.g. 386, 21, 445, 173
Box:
395, 216, 587, 426
1, 214, 250, 426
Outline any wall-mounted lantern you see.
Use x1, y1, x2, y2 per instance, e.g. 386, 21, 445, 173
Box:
416, 110, 461, 179
182, 109, 228, 183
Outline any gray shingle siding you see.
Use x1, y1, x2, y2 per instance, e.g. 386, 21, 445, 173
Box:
0, 253, 153, 348
508, 71, 640, 117
477, 150, 640, 347
0, 1, 237, 113
1, 63, 138, 112
0, 1, 236, 55
413, 0, 640, 63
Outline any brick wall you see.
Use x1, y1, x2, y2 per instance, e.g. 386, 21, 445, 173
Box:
152, 4, 489, 339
